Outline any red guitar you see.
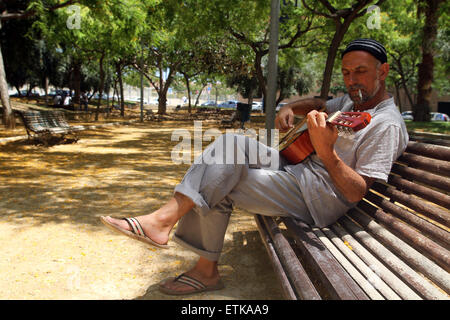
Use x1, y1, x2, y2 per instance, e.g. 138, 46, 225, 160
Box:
279, 111, 372, 165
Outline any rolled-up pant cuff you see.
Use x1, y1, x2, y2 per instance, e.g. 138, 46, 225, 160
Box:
174, 183, 211, 216
173, 234, 222, 261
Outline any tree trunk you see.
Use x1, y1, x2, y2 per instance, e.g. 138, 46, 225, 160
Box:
393, 56, 415, 109
73, 60, 81, 106
247, 86, 254, 109
402, 79, 415, 110
14, 86, 21, 97
112, 79, 117, 110
215, 85, 219, 106
415, 0, 443, 121
394, 81, 402, 112
159, 80, 171, 115
320, 20, 350, 99
194, 84, 206, 107
158, 68, 175, 115
0, 47, 14, 128
106, 91, 110, 118
183, 73, 192, 113
44, 76, 49, 106
95, 53, 105, 121
254, 51, 267, 112
116, 61, 125, 117
0, 21, 15, 129
157, 95, 166, 114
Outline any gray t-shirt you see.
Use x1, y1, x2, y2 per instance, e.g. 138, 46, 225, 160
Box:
284, 94, 409, 227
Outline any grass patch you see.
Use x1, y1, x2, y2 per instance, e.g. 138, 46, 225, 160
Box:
405, 121, 450, 135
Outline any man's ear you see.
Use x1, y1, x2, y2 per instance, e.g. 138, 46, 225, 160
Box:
378, 63, 389, 80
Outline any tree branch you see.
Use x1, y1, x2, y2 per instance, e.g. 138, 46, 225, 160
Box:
301, 0, 333, 19
229, 28, 259, 53
278, 19, 314, 50
1, 0, 77, 21
318, 0, 337, 14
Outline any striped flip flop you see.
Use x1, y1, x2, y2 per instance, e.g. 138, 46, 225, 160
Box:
100, 216, 170, 249
158, 273, 225, 295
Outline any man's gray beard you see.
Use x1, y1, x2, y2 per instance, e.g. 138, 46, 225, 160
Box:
351, 80, 380, 105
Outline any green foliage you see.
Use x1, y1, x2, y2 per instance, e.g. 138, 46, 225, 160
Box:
434, 1, 450, 96
1, 0, 448, 113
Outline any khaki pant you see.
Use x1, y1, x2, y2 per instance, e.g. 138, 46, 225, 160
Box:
173, 133, 313, 261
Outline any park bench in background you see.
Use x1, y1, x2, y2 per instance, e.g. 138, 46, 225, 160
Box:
255, 137, 450, 300
16, 110, 84, 146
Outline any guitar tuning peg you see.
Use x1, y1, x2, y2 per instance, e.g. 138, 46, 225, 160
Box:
337, 128, 347, 137
337, 127, 355, 139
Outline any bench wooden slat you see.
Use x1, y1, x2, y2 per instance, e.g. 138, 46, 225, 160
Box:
371, 182, 450, 231
282, 218, 369, 300
256, 216, 321, 300
388, 174, 450, 210
347, 208, 450, 297
339, 216, 434, 299
357, 199, 450, 272
392, 163, 450, 192
406, 141, 450, 161
331, 222, 419, 299
366, 187, 450, 247
254, 216, 298, 300
398, 152, 450, 177
312, 227, 386, 300
320, 226, 401, 299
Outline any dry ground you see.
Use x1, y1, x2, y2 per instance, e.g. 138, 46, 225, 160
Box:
0, 118, 283, 300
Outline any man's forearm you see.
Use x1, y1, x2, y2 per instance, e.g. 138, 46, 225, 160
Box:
286, 98, 326, 115
320, 151, 371, 203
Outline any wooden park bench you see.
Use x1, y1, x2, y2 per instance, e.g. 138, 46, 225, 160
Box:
255, 136, 450, 300
17, 110, 84, 146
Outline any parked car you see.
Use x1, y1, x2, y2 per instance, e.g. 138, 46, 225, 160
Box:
149, 98, 159, 105
10, 90, 40, 97
431, 112, 450, 121
54, 89, 70, 96
401, 111, 449, 121
218, 100, 238, 109
401, 111, 413, 121
251, 101, 263, 112
9, 90, 27, 97
127, 96, 150, 104
201, 100, 217, 107
93, 93, 109, 100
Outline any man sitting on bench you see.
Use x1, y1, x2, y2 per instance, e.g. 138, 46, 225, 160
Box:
100, 39, 409, 295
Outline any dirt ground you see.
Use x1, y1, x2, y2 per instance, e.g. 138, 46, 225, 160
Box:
0, 118, 284, 300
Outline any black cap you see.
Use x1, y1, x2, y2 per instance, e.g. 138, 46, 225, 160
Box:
342, 38, 387, 64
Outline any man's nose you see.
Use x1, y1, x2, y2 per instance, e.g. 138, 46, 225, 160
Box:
347, 72, 358, 86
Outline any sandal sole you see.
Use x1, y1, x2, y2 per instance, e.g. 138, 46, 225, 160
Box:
100, 216, 170, 249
